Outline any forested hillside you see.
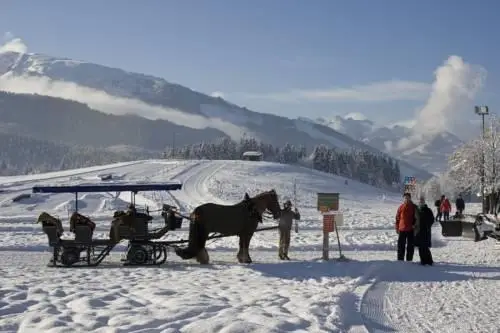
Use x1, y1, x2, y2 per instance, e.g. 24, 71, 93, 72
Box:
164, 137, 401, 188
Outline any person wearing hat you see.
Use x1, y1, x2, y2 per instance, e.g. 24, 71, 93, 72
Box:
395, 192, 419, 261
278, 199, 300, 260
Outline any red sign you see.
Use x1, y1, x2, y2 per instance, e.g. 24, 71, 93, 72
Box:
323, 214, 335, 233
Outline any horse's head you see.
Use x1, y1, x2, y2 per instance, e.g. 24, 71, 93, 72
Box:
254, 189, 281, 220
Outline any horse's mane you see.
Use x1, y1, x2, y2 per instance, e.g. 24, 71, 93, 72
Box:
252, 189, 276, 199
239, 189, 276, 203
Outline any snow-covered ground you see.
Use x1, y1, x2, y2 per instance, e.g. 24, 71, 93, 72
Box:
0, 159, 498, 333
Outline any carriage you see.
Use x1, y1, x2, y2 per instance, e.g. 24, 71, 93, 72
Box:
34, 182, 193, 267
34, 183, 282, 267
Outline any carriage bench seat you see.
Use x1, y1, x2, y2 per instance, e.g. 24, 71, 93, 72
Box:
73, 225, 114, 245
74, 225, 94, 243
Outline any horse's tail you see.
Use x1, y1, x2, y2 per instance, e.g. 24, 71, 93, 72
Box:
174, 210, 207, 260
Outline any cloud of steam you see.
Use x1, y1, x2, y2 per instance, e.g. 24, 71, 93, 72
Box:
0, 73, 248, 140
0, 33, 28, 54
398, 55, 486, 149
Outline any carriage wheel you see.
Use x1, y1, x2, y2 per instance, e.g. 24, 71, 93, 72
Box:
127, 245, 149, 265
61, 248, 80, 267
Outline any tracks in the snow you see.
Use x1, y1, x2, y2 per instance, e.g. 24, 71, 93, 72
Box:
166, 161, 228, 214
359, 281, 396, 333
164, 161, 204, 214
338, 262, 398, 333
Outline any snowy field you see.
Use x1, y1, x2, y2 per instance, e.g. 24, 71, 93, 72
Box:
0, 159, 498, 333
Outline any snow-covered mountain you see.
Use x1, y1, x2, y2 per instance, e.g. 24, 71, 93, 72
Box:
0, 50, 433, 180
311, 114, 465, 173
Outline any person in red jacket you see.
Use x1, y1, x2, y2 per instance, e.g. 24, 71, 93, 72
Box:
395, 192, 419, 261
440, 195, 451, 221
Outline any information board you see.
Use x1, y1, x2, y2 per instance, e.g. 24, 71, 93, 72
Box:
317, 192, 339, 212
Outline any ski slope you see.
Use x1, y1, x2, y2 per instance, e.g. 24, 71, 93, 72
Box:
0, 159, 498, 333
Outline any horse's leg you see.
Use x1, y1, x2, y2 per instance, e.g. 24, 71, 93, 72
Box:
195, 222, 209, 264
237, 235, 245, 263
243, 232, 254, 264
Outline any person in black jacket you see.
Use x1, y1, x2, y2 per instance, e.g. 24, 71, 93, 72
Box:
455, 194, 465, 216
434, 198, 442, 222
415, 196, 434, 265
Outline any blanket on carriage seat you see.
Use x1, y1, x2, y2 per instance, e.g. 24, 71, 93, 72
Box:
37, 212, 64, 236
69, 212, 96, 233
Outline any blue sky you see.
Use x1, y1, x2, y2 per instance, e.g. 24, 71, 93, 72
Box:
0, 0, 499, 126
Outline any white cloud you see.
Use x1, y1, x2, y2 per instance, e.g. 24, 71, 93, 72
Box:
0, 33, 28, 54
0, 73, 248, 140
398, 55, 486, 149
240, 80, 431, 103
210, 91, 225, 98
343, 112, 368, 121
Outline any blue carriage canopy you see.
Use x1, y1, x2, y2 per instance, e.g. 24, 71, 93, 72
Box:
32, 182, 183, 194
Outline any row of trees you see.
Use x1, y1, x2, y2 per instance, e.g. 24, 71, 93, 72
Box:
164, 137, 308, 164
164, 137, 402, 188
311, 145, 400, 187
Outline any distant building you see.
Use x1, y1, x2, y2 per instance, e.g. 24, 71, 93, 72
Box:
242, 151, 263, 161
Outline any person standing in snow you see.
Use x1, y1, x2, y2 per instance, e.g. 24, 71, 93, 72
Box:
455, 194, 465, 216
415, 196, 434, 265
278, 200, 300, 260
440, 195, 451, 221
434, 198, 442, 222
395, 193, 419, 261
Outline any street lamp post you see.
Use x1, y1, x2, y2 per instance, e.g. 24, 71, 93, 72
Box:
475, 105, 489, 213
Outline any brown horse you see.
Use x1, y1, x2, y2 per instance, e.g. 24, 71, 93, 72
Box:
174, 189, 282, 264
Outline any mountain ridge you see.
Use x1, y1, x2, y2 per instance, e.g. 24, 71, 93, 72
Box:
0, 50, 433, 180
309, 114, 464, 173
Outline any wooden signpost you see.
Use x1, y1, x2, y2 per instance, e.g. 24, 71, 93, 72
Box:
317, 192, 345, 261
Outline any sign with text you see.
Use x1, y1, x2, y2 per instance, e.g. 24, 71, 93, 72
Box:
404, 176, 417, 193
404, 176, 417, 185
317, 193, 339, 212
